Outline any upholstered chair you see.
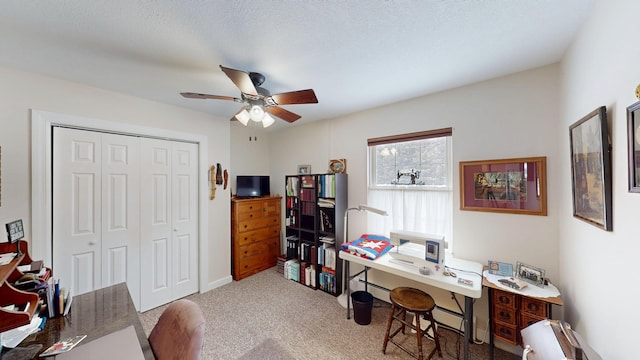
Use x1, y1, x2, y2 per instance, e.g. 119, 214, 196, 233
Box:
148, 299, 205, 360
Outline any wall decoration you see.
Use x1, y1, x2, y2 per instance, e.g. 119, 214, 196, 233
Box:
516, 261, 545, 287
329, 159, 347, 173
459, 156, 547, 215
569, 106, 612, 230
298, 165, 311, 174
627, 101, 640, 192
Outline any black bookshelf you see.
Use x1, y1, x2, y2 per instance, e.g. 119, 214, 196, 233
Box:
284, 173, 347, 295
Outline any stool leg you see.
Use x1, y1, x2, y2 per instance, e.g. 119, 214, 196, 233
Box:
425, 311, 442, 359
415, 313, 424, 360
382, 303, 396, 354
401, 308, 407, 334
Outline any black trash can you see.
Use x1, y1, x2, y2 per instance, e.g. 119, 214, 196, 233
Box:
351, 291, 374, 325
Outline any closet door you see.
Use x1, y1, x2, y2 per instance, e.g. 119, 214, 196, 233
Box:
53, 127, 103, 295
139, 139, 198, 311
53, 128, 140, 302
101, 133, 141, 308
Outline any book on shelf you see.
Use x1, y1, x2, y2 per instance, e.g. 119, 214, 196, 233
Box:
317, 198, 335, 208
286, 177, 299, 197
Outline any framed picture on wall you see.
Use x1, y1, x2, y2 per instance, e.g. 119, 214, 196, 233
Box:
569, 106, 612, 231
627, 101, 640, 193
459, 156, 547, 216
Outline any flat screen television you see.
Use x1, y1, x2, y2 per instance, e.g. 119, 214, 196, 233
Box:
236, 176, 270, 198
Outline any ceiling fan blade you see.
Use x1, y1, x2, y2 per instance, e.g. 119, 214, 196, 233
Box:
265, 106, 301, 123
267, 89, 318, 105
180, 92, 242, 102
220, 65, 258, 95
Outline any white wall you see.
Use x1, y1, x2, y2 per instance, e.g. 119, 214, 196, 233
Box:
559, 0, 640, 357
229, 122, 272, 195
263, 64, 561, 350
0, 66, 232, 294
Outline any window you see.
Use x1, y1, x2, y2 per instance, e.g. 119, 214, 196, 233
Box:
366, 128, 453, 247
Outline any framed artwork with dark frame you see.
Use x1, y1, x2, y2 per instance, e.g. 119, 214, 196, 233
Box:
569, 106, 612, 231
627, 101, 640, 192
459, 156, 547, 216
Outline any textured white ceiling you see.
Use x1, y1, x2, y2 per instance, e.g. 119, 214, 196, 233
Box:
0, 0, 595, 130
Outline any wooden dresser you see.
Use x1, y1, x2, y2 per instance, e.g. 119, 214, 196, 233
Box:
231, 196, 282, 280
483, 275, 563, 356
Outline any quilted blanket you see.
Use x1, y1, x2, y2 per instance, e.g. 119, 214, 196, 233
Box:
340, 234, 393, 260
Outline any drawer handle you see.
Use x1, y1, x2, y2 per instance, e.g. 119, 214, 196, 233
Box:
244, 250, 248, 255
527, 303, 539, 311
243, 225, 248, 229
499, 328, 512, 336
244, 237, 248, 241
499, 311, 511, 320
498, 295, 510, 304
249, 214, 253, 218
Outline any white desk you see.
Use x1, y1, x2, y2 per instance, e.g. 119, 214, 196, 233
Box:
339, 251, 483, 360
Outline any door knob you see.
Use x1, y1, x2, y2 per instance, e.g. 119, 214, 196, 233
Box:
89, 241, 96, 245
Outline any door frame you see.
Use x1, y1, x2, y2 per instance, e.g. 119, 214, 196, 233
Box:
31, 110, 210, 293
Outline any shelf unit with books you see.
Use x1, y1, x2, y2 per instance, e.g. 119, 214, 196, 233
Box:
284, 173, 347, 296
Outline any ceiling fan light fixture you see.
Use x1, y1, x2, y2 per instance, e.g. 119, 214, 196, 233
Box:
235, 109, 251, 126
249, 105, 265, 122
262, 113, 275, 128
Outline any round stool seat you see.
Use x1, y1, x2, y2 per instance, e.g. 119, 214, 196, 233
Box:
390, 287, 435, 312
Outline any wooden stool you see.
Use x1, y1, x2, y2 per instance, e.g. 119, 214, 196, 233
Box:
382, 287, 442, 360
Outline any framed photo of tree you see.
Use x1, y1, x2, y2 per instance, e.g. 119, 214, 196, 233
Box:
627, 101, 640, 192
569, 106, 612, 231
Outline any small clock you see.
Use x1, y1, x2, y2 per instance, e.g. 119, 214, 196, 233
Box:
329, 159, 347, 173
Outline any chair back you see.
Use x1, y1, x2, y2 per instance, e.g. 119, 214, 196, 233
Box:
148, 299, 205, 360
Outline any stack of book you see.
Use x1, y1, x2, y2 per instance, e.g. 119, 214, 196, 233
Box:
276, 254, 287, 274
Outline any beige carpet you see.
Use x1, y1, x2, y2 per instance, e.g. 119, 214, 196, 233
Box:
139, 267, 520, 359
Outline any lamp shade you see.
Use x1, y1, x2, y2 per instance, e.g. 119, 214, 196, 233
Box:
262, 113, 275, 128
234, 109, 250, 126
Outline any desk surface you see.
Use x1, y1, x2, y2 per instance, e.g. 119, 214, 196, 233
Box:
6, 283, 154, 359
339, 251, 484, 298
482, 273, 564, 306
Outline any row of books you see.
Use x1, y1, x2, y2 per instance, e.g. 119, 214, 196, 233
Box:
283, 259, 318, 288
45, 278, 72, 318
285, 239, 337, 270
318, 267, 337, 294
318, 174, 336, 198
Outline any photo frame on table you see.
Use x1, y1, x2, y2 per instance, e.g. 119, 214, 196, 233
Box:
627, 101, 640, 193
297, 165, 311, 174
459, 156, 547, 216
569, 106, 612, 231
516, 261, 545, 287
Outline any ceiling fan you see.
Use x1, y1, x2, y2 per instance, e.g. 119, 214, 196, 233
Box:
181, 65, 318, 127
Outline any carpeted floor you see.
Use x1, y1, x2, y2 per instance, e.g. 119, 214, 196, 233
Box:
138, 267, 520, 359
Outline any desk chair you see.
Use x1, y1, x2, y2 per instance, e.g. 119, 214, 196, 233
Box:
382, 287, 442, 360
148, 299, 205, 360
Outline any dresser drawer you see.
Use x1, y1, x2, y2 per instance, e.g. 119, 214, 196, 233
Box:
493, 321, 518, 345
236, 201, 263, 214
494, 304, 517, 325
236, 238, 279, 259
236, 209, 264, 222
521, 296, 548, 317
235, 254, 277, 279
236, 226, 280, 246
493, 289, 517, 309
520, 312, 546, 330
237, 216, 279, 232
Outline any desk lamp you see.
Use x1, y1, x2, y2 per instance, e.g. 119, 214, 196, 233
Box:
337, 204, 388, 308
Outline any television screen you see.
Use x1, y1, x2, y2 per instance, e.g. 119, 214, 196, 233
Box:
236, 176, 270, 198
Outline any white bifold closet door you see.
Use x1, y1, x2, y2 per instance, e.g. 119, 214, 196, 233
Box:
139, 138, 198, 311
52, 127, 198, 311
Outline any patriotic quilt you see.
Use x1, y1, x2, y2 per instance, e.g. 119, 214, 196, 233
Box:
340, 234, 393, 260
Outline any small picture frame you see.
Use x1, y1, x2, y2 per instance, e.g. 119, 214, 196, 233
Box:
297, 165, 311, 174
515, 261, 545, 287
627, 101, 640, 192
488, 260, 513, 277
5, 219, 25, 243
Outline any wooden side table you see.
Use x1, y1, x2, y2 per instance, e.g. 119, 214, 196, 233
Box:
483, 272, 563, 359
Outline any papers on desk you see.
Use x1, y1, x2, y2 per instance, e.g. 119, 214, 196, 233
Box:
484, 270, 561, 298
55, 326, 145, 360
0, 253, 17, 265
0, 315, 42, 348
